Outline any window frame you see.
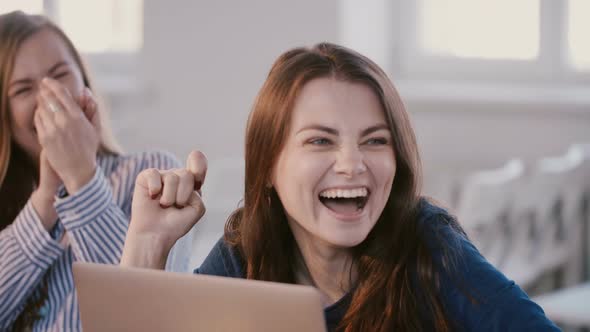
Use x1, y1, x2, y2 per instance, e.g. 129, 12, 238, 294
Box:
396, 0, 590, 84
339, 0, 590, 107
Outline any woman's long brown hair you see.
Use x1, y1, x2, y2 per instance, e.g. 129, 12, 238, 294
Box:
225, 43, 459, 331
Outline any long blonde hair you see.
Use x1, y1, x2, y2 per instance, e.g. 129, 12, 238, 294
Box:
0, 11, 125, 330
0, 11, 122, 226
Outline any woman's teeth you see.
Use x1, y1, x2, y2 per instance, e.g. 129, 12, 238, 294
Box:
318, 187, 370, 212
319, 187, 368, 199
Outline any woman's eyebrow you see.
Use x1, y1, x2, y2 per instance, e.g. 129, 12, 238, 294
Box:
296, 124, 390, 136
361, 124, 389, 136
296, 124, 339, 135
47, 60, 69, 74
9, 77, 31, 88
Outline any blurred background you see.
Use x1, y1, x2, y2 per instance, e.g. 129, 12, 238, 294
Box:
3, 1, 589, 329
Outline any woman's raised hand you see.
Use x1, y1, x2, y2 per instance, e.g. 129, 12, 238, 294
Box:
31, 81, 99, 230
121, 151, 207, 269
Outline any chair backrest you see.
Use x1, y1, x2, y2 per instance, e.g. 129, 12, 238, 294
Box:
562, 144, 590, 282
567, 143, 590, 212
455, 159, 525, 267
456, 159, 525, 228
536, 148, 585, 246
509, 147, 587, 286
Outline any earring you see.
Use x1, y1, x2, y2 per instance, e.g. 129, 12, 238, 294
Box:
265, 185, 273, 204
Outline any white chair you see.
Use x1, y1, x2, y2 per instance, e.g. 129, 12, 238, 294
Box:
567, 143, 590, 282
537, 147, 585, 286
533, 281, 590, 328
503, 147, 586, 289
529, 144, 590, 330
455, 159, 525, 268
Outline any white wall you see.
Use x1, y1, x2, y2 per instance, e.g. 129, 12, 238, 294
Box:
112, 1, 340, 265
106, 1, 590, 265
120, 1, 338, 160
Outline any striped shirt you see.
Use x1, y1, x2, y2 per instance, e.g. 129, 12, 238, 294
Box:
0, 151, 194, 331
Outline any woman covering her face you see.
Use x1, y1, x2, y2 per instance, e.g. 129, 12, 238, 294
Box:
0, 11, 193, 331
121, 43, 559, 331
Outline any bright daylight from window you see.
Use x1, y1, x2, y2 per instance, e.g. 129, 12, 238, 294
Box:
0, 0, 142, 53
0, 0, 43, 15
568, 0, 590, 71
419, 0, 540, 60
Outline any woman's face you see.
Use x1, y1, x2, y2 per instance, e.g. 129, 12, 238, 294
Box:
7, 28, 85, 162
271, 77, 396, 252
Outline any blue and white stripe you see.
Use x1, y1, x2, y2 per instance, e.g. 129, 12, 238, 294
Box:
0, 151, 194, 331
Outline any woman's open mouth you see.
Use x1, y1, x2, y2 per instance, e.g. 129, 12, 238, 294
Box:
318, 187, 370, 216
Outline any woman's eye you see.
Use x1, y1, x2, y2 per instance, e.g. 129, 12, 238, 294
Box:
309, 138, 332, 145
365, 137, 389, 145
12, 87, 31, 97
53, 71, 69, 80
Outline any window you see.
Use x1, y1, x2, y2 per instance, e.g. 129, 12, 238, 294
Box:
1, 0, 144, 96
54, 0, 142, 54
419, 0, 539, 61
0, 0, 43, 15
1, 0, 142, 54
568, 0, 590, 71
341, 0, 590, 86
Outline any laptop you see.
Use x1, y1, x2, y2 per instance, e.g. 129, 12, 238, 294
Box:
73, 262, 327, 332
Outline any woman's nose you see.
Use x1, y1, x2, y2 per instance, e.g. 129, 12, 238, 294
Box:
333, 146, 367, 178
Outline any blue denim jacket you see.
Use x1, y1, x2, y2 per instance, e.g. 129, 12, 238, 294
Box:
195, 199, 560, 331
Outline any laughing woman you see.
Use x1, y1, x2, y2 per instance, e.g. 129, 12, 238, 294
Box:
121, 43, 559, 331
0, 11, 193, 331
